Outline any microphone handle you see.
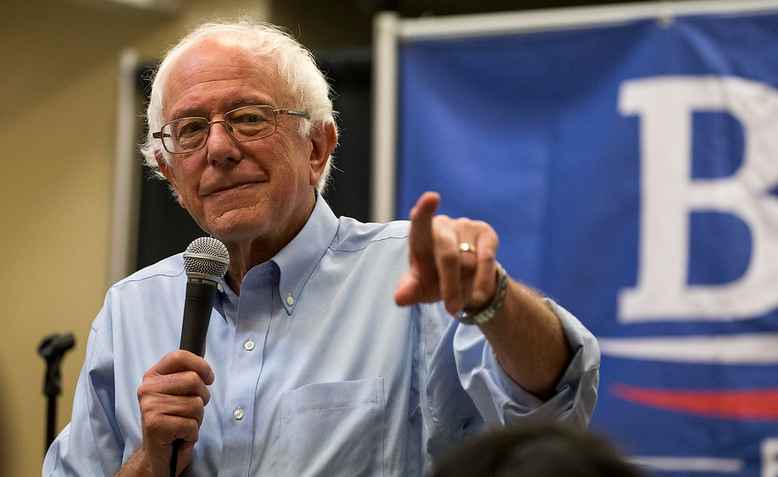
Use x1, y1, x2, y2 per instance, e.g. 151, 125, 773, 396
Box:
179, 279, 218, 355
171, 279, 218, 476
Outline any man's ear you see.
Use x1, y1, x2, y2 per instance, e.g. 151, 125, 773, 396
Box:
308, 122, 338, 187
155, 150, 184, 207
156, 150, 175, 182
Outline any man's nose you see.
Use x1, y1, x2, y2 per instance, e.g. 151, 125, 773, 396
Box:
206, 120, 242, 164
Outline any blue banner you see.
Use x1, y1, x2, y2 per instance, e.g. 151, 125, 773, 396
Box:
397, 11, 778, 476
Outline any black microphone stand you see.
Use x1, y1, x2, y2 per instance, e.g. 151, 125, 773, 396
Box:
38, 333, 75, 454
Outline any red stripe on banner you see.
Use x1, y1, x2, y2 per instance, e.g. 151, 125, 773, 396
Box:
611, 384, 778, 420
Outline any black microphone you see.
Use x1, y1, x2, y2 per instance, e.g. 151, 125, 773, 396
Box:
179, 237, 230, 355
171, 237, 230, 477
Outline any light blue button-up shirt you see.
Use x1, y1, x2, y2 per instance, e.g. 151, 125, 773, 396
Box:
43, 196, 599, 476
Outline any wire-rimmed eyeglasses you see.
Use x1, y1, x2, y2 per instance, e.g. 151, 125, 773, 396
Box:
152, 104, 310, 154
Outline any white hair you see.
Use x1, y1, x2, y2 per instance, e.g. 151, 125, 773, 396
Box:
140, 20, 337, 193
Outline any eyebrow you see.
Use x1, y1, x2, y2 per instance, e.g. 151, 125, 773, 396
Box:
169, 96, 276, 120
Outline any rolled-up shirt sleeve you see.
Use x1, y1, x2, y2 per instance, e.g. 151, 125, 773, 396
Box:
43, 301, 123, 477
418, 298, 599, 465
454, 298, 600, 428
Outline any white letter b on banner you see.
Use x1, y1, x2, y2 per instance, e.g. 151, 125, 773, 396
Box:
618, 76, 778, 322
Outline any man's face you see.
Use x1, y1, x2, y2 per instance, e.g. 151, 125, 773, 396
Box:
158, 39, 328, 246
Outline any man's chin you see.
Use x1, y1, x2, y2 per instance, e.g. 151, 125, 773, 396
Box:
201, 208, 267, 244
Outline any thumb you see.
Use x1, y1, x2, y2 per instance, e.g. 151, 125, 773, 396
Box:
394, 272, 425, 306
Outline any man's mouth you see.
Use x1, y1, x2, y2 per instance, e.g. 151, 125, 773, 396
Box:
201, 181, 262, 196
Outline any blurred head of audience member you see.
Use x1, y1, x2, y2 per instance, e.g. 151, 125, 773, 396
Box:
431, 422, 644, 477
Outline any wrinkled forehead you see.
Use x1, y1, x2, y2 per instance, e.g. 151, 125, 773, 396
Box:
162, 37, 294, 115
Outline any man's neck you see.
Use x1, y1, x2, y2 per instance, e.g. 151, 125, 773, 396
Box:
223, 194, 317, 294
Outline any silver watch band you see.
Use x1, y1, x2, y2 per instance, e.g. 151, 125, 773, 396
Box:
455, 262, 509, 325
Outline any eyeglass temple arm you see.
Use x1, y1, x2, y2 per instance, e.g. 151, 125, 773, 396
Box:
280, 109, 310, 119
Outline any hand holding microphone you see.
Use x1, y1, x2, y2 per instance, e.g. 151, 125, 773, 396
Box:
136, 351, 214, 476
129, 238, 229, 477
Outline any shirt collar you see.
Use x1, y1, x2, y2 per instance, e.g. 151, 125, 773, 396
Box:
272, 192, 339, 315
214, 193, 338, 318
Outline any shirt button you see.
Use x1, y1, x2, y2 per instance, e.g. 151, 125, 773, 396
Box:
286, 294, 295, 306
233, 407, 245, 421
243, 340, 256, 351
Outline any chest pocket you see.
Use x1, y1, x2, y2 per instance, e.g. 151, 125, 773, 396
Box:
273, 377, 385, 477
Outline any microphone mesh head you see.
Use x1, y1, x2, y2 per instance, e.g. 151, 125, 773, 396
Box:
183, 237, 230, 281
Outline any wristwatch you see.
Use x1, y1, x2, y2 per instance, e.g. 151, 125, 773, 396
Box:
455, 262, 509, 325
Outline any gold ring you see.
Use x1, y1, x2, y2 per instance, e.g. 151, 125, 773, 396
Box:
458, 242, 476, 254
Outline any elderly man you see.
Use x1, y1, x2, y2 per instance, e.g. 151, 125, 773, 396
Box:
44, 21, 599, 477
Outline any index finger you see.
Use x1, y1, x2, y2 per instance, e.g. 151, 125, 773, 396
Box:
148, 350, 215, 385
409, 191, 441, 256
